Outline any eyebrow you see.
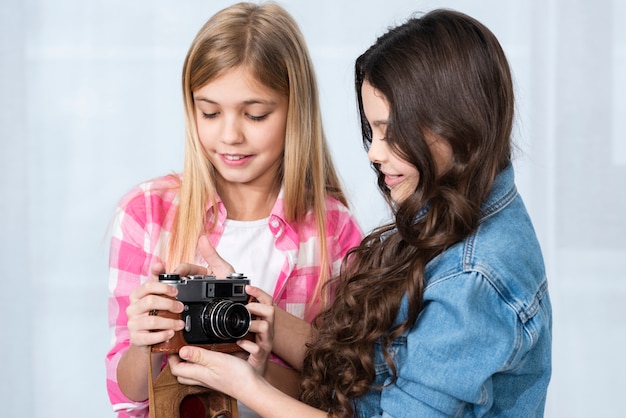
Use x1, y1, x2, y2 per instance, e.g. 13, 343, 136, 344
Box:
194, 97, 277, 106
370, 120, 388, 128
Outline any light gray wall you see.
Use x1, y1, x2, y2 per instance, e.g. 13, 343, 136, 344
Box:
1, 0, 624, 417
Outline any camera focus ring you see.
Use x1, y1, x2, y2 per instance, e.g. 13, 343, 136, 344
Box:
201, 299, 251, 341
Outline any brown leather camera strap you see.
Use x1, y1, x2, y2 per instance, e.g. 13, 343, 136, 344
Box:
148, 351, 239, 418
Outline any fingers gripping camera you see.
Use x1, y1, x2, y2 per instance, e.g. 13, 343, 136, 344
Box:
151, 273, 253, 354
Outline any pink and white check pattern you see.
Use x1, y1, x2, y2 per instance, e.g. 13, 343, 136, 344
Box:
105, 175, 362, 417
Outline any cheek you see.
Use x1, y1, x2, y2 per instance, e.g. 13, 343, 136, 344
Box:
400, 160, 420, 188
261, 121, 287, 153
408, 169, 420, 189
405, 172, 420, 192
195, 122, 215, 150
395, 169, 420, 203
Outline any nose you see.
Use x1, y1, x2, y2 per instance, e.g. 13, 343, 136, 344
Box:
220, 115, 244, 145
367, 136, 387, 164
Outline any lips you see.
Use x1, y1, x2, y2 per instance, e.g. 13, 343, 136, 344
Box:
383, 172, 403, 188
219, 153, 252, 166
224, 154, 246, 161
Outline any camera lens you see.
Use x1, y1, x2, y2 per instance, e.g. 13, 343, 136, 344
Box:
201, 300, 251, 340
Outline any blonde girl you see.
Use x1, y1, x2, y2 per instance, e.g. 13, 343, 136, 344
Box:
105, 3, 362, 417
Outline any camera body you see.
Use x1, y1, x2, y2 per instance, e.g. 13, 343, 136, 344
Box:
151, 273, 252, 353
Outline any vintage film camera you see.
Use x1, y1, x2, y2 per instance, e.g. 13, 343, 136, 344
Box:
151, 273, 252, 353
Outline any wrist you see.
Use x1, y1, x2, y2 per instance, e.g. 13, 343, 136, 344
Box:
239, 374, 281, 414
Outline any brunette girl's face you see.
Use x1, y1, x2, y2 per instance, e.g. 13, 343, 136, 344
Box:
193, 66, 288, 192
361, 81, 419, 204
361, 80, 452, 204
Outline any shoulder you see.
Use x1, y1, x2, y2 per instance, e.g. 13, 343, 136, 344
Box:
470, 194, 546, 307
425, 200, 548, 327
277, 195, 361, 233
321, 196, 363, 245
116, 174, 181, 225
322, 196, 360, 227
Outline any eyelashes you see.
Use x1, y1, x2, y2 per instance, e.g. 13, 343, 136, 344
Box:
200, 112, 269, 122
247, 114, 269, 122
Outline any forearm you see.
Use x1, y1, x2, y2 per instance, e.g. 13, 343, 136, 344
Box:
264, 361, 301, 398
272, 307, 311, 370
242, 375, 327, 418
117, 344, 163, 402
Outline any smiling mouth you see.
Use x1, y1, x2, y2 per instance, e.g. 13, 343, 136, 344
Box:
383, 173, 403, 187
224, 154, 247, 161
219, 153, 253, 166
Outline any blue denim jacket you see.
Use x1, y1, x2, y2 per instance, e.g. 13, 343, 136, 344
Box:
355, 165, 552, 417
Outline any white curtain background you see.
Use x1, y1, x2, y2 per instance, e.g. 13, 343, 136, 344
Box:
1, 0, 624, 416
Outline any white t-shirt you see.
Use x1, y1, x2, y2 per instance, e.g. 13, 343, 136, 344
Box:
216, 217, 284, 295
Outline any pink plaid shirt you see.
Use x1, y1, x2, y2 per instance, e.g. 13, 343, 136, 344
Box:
106, 175, 362, 417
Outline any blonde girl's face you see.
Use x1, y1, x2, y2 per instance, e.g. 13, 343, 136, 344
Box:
193, 66, 288, 193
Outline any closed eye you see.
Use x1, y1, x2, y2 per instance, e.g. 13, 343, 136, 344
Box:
201, 112, 219, 119
247, 113, 269, 122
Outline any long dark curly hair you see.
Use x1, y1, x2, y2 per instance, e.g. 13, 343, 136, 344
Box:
300, 9, 515, 417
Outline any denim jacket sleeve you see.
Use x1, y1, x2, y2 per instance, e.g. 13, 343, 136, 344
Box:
368, 270, 551, 418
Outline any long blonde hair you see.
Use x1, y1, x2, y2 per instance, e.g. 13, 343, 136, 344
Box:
168, 2, 347, 307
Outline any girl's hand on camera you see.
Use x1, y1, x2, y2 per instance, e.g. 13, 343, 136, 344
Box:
170, 235, 235, 279
125, 262, 185, 350
239, 286, 275, 376
169, 347, 259, 397
197, 235, 236, 278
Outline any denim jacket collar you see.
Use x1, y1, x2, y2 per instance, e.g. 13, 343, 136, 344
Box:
478, 163, 517, 223
411, 163, 516, 224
